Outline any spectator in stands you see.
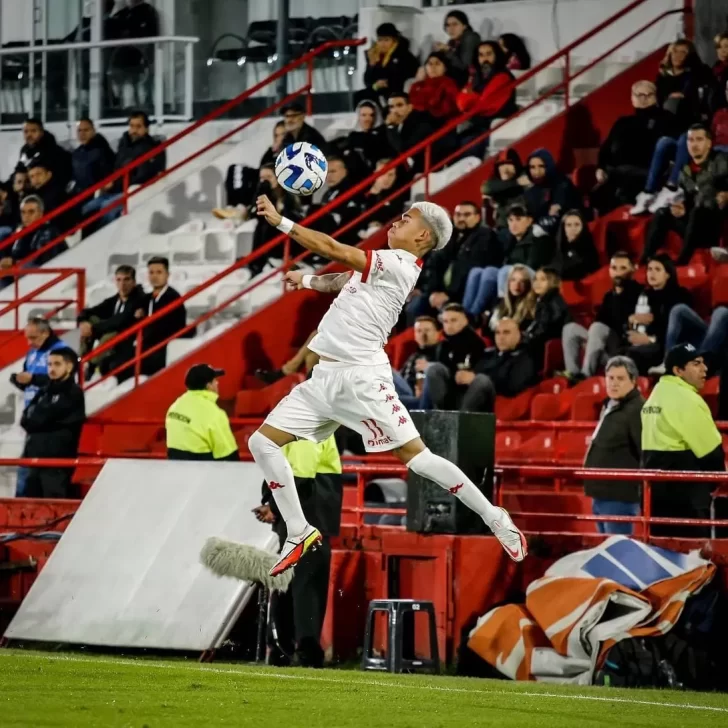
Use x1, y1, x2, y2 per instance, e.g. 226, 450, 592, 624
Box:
713, 32, 728, 90
434, 10, 480, 88
213, 121, 286, 223
553, 210, 599, 281
520, 267, 570, 366
166, 364, 238, 461
81, 111, 164, 234
712, 81, 728, 149
384, 92, 438, 174
0, 180, 19, 240
359, 158, 407, 237
409, 201, 502, 322
345, 102, 388, 177
27, 158, 75, 234
641, 124, 728, 265
122, 256, 188, 381
456, 41, 517, 158
393, 315, 440, 409
499, 33, 531, 71
18, 118, 72, 187
308, 155, 363, 242
20, 347, 84, 499
12, 165, 30, 201
486, 264, 535, 333
433, 317, 537, 413
256, 331, 318, 386
561, 252, 641, 381
77, 264, 146, 379
281, 103, 328, 154
623, 254, 691, 374
482, 148, 527, 233
523, 148, 582, 237
359, 22, 419, 110
0, 196, 65, 277
409, 52, 460, 122
583, 355, 644, 535
642, 343, 725, 537
71, 118, 115, 195
594, 80, 677, 214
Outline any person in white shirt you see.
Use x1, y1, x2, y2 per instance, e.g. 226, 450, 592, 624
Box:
251, 194, 527, 577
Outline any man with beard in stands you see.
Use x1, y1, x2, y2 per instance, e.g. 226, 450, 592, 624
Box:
280, 103, 329, 155
18, 118, 72, 187
27, 159, 75, 235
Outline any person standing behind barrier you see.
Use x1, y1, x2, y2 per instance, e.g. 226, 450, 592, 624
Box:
641, 344, 725, 537
165, 364, 238, 461
583, 356, 644, 535
252, 435, 342, 668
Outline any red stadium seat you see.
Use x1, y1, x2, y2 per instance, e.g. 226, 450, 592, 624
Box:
703, 376, 720, 395
538, 376, 569, 394
518, 432, 557, 460
542, 338, 564, 374
530, 393, 564, 421
557, 430, 592, 460
234, 374, 304, 416
496, 430, 522, 453
571, 392, 602, 421
495, 388, 535, 421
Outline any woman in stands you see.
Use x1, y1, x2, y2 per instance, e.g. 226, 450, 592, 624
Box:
434, 10, 481, 88
498, 33, 531, 71
409, 52, 461, 122
482, 148, 527, 233
553, 209, 600, 281
358, 158, 408, 238
456, 41, 517, 158
486, 264, 535, 332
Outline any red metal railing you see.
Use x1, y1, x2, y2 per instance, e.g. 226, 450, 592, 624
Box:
0, 267, 85, 333
76, 0, 685, 391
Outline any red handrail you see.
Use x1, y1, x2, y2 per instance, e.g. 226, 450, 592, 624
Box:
0, 38, 366, 268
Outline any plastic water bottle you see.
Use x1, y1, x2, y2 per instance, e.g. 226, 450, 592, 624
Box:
633, 293, 650, 334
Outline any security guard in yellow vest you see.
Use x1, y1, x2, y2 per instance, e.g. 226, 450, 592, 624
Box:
253, 435, 342, 668
641, 344, 725, 536
166, 364, 239, 461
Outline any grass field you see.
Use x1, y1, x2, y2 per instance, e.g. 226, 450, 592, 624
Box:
2, 649, 728, 727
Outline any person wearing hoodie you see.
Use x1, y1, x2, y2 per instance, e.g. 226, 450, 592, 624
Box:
593, 80, 678, 214
523, 148, 582, 237
346, 101, 391, 175
482, 148, 528, 232
409, 52, 461, 123
81, 111, 163, 234
456, 41, 517, 158
0, 180, 20, 240
27, 158, 76, 235
434, 10, 481, 88
553, 209, 600, 281
359, 23, 419, 110
499, 34, 531, 71
71, 118, 115, 194
622, 253, 692, 374
18, 118, 72, 187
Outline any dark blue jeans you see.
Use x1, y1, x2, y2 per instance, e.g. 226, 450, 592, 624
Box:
592, 499, 641, 535
645, 133, 689, 192
462, 266, 499, 317
665, 304, 728, 363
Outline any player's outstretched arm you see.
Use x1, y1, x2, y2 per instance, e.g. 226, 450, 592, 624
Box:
256, 195, 368, 273
284, 270, 352, 293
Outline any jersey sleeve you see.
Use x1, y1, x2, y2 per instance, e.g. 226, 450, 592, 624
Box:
360, 250, 415, 289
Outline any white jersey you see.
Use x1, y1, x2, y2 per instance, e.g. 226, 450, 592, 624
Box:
309, 248, 423, 366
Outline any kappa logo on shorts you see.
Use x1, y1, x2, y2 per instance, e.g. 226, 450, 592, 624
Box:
269, 481, 285, 490
362, 418, 392, 447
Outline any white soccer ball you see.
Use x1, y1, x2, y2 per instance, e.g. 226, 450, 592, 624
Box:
275, 142, 328, 196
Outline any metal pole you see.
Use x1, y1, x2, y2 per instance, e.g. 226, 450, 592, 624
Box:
275, 0, 289, 103
184, 42, 194, 120
154, 42, 164, 125
89, 0, 102, 122
40, 0, 47, 124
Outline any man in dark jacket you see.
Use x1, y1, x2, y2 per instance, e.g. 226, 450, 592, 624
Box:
449, 318, 538, 413
77, 264, 146, 378
27, 158, 75, 235
71, 118, 115, 194
346, 101, 391, 175
593, 81, 678, 213
385, 92, 440, 174
583, 356, 644, 534
80, 111, 164, 234
21, 347, 85, 498
501, 204, 555, 272
642, 124, 728, 265
18, 118, 72, 187
562, 252, 642, 380
280, 103, 329, 155
394, 315, 440, 409
642, 344, 725, 537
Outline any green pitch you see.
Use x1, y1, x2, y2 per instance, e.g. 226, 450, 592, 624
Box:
2, 649, 728, 727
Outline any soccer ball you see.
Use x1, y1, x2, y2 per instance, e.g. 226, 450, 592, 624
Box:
275, 142, 328, 196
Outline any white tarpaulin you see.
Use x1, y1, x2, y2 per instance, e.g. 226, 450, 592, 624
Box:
4, 459, 277, 651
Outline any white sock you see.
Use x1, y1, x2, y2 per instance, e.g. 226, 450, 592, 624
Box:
407, 448, 501, 527
248, 431, 308, 537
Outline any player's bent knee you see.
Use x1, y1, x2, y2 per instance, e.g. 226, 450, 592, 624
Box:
391, 437, 426, 465
256, 424, 296, 449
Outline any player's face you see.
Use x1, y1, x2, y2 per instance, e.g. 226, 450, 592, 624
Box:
677, 357, 707, 390
605, 365, 634, 400
387, 211, 426, 251
441, 310, 468, 336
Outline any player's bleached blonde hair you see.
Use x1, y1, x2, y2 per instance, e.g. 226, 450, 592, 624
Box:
410, 201, 453, 251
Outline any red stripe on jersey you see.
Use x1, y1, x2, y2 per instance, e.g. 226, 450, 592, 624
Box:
361, 250, 373, 283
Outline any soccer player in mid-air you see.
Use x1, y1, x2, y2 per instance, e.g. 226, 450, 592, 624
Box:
250, 194, 527, 576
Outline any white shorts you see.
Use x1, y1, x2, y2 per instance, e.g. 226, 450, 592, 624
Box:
264, 361, 421, 452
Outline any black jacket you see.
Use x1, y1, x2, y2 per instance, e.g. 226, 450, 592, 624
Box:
111, 132, 164, 192
141, 285, 188, 351
9, 222, 67, 265
345, 126, 391, 174
282, 123, 329, 156
502, 226, 555, 270
71, 133, 116, 192
483, 149, 527, 229
34, 177, 76, 234
584, 388, 644, 502
361, 185, 407, 228
363, 39, 419, 95
313, 177, 365, 242
78, 284, 147, 339
435, 326, 486, 374
18, 131, 72, 187
443, 28, 481, 87
400, 344, 438, 391
595, 279, 642, 335
630, 284, 692, 347
521, 288, 570, 351
554, 228, 600, 281
448, 227, 504, 302
21, 376, 85, 459
474, 346, 538, 397
386, 110, 437, 174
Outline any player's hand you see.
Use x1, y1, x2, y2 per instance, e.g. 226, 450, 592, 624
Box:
256, 195, 282, 227
252, 505, 276, 524
283, 270, 305, 290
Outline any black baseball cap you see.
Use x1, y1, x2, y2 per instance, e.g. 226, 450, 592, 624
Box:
664, 343, 709, 373
185, 363, 225, 390
281, 102, 305, 116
